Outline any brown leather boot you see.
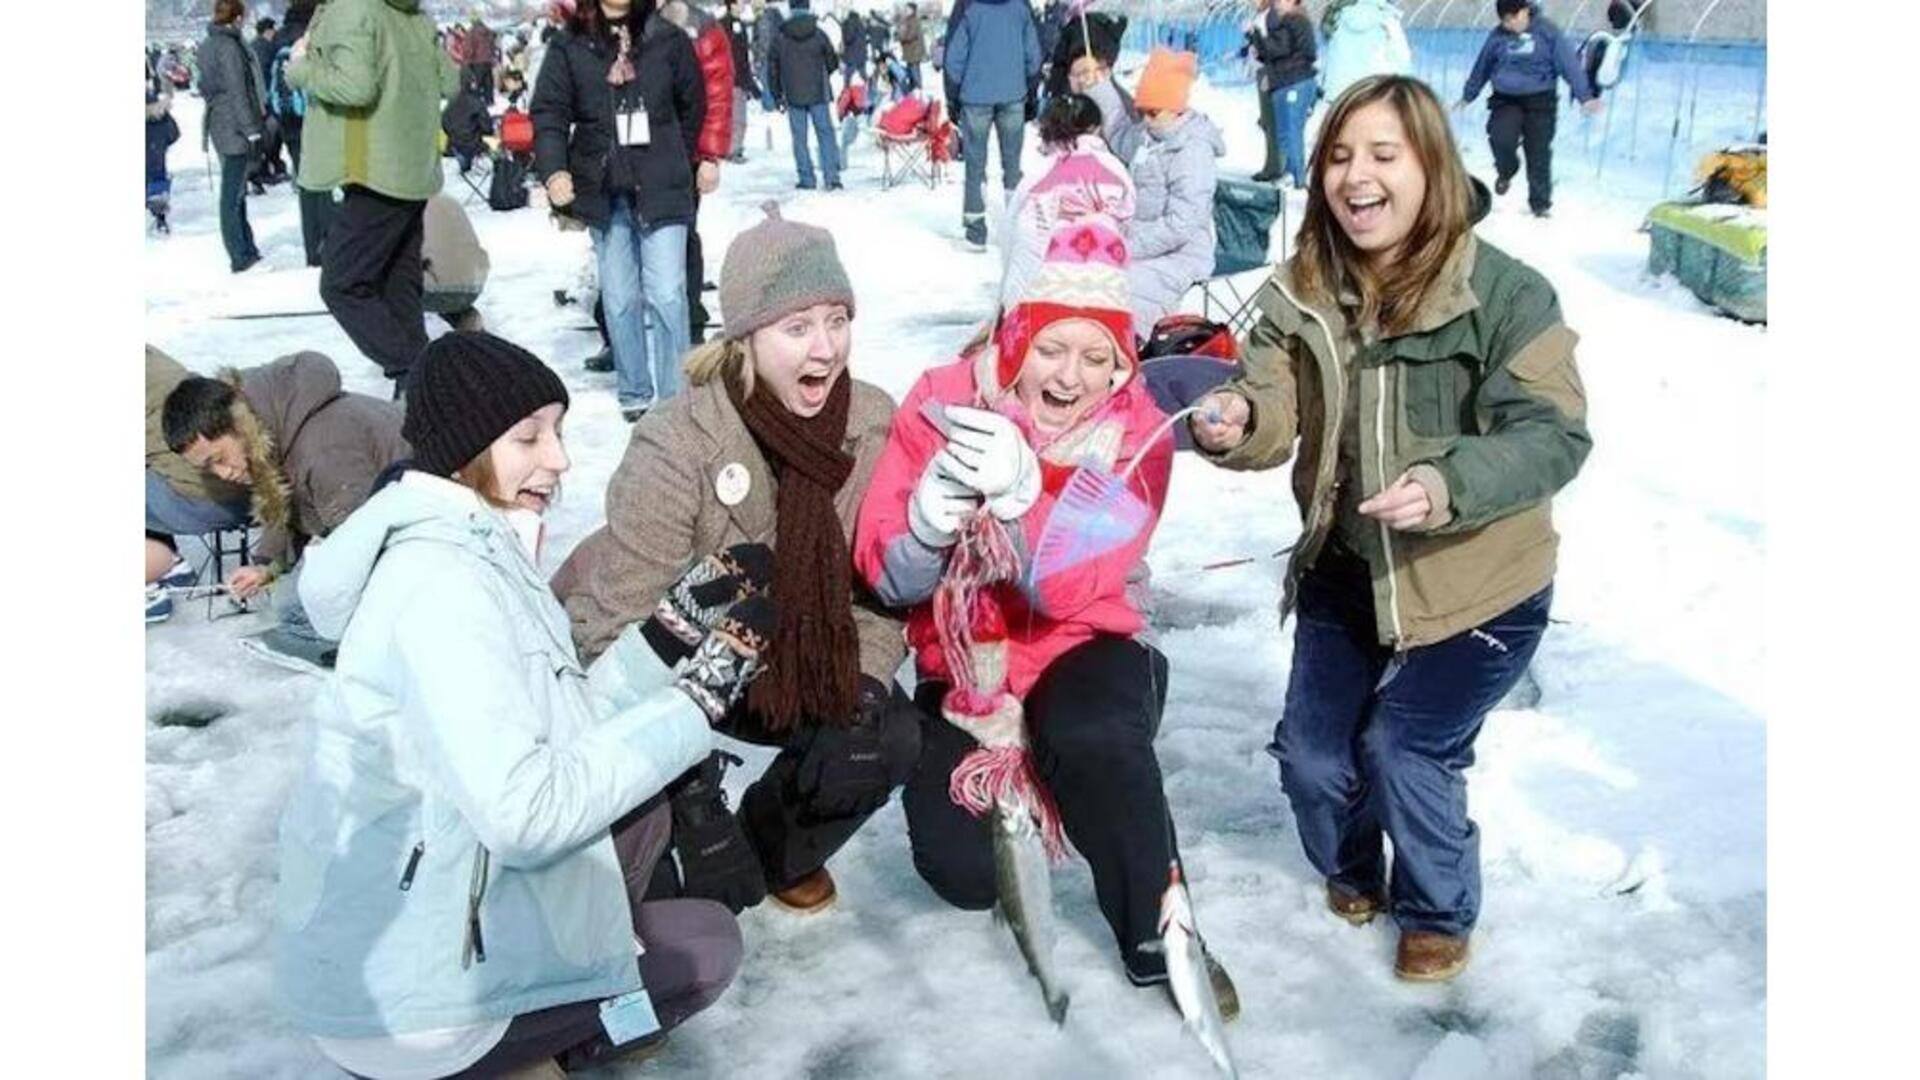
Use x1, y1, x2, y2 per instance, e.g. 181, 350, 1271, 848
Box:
769, 867, 837, 914
1326, 883, 1386, 927
1395, 931, 1471, 982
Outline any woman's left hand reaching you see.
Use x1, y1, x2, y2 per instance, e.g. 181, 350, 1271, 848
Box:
935, 405, 1041, 521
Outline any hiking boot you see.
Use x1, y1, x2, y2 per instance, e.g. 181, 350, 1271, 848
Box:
770, 867, 838, 914
1326, 883, 1386, 927
825, 179, 845, 191
1251, 168, 1280, 183
1531, 207, 1552, 219
1395, 930, 1471, 983
796, 179, 818, 190
1494, 175, 1512, 195
963, 219, 987, 250
145, 584, 174, 625
621, 406, 649, 424
583, 347, 615, 373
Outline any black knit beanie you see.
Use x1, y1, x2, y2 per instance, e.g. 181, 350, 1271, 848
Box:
1496, 0, 1532, 19
403, 331, 570, 477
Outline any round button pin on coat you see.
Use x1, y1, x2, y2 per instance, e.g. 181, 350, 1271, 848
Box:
715, 462, 752, 507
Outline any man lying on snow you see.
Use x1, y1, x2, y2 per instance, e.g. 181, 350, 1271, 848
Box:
854, 217, 1241, 1016
160, 350, 408, 672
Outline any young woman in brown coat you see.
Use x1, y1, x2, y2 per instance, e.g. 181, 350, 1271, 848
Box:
552, 205, 915, 915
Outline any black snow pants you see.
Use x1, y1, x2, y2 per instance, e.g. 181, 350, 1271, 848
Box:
904, 635, 1178, 985
320, 185, 429, 385
721, 690, 923, 891
1488, 90, 1559, 213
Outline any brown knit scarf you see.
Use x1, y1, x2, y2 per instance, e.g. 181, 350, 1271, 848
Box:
726, 366, 861, 730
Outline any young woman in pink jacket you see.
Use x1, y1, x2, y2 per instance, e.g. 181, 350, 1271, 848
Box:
853, 219, 1237, 1007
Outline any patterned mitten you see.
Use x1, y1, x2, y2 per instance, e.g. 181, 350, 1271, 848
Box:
676, 594, 776, 725
643, 543, 775, 664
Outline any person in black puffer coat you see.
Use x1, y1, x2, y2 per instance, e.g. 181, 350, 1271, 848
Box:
532, 0, 705, 421
768, 0, 841, 190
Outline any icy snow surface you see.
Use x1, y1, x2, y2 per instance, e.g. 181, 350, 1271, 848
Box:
146, 71, 1764, 1079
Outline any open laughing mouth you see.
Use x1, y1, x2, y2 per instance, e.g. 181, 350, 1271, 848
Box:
1344, 192, 1388, 230
515, 486, 554, 513
796, 368, 837, 407
1034, 387, 1083, 430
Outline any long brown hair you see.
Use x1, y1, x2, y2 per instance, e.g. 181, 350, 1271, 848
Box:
567, 0, 657, 37
1293, 76, 1474, 336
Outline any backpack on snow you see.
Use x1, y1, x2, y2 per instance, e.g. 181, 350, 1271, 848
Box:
487, 152, 530, 211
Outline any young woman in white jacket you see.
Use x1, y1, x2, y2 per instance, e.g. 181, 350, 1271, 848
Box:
276, 331, 773, 1078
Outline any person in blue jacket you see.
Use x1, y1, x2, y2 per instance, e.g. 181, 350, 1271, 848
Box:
943, 0, 1042, 249
275, 332, 767, 1078
1458, 0, 1601, 218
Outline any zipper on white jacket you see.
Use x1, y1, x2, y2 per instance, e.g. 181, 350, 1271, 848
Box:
1374, 366, 1406, 647
398, 842, 425, 892
461, 844, 491, 969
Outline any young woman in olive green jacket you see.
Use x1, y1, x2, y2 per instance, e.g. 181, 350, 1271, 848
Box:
1191, 75, 1592, 983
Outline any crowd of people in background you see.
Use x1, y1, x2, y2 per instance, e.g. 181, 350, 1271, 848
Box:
145, 3, 1607, 1076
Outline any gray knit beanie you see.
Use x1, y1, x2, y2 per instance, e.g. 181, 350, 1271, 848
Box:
718, 202, 856, 342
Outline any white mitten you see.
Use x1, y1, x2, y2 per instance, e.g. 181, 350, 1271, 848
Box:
909, 457, 980, 548
938, 405, 1041, 520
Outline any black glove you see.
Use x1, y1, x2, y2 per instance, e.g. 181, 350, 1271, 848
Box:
642, 542, 775, 665
667, 750, 768, 913
793, 677, 916, 823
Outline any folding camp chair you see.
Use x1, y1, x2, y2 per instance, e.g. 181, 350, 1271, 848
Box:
879, 100, 950, 190
1194, 178, 1289, 339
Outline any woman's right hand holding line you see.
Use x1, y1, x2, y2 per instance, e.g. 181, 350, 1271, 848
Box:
1190, 391, 1252, 453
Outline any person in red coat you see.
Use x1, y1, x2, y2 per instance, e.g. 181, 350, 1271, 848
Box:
663, 0, 736, 344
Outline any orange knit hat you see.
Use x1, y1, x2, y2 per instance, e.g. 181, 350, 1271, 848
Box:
1132, 48, 1198, 113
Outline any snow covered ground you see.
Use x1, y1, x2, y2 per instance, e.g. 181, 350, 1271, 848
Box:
146, 66, 1765, 1079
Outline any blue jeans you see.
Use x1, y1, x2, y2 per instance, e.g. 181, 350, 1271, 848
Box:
1273, 544, 1551, 937
589, 196, 689, 410
145, 470, 252, 537
786, 102, 840, 186
1271, 80, 1314, 187
960, 101, 1025, 221
218, 152, 260, 271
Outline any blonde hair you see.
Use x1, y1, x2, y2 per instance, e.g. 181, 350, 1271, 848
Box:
682, 337, 758, 396
1293, 76, 1474, 336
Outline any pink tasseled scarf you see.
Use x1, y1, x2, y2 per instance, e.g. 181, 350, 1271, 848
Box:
935, 509, 1070, 861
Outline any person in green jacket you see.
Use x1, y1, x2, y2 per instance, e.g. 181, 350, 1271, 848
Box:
1190, 75, 1591, 984
287, 0, 460, 394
